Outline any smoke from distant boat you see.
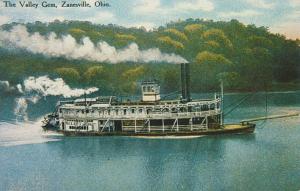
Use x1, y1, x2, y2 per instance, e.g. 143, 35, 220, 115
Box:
0, 25, 187, 64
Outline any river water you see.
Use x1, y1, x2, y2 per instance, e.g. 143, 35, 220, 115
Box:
0, 91, 299, 191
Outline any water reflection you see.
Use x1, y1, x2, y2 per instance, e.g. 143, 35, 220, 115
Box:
47, 135, 259, 190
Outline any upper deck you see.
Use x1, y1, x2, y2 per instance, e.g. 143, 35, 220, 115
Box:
58, 97, 221, 120
57, 63, 222, 121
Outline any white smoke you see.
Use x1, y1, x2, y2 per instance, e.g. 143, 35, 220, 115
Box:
9, 76, 98, 121
0, 80, 22, 94
23, 76, 98, 98
14, 97, 28, 121
0, 25, 188, 64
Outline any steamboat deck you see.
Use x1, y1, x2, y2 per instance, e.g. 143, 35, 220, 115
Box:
60, 123, 255, 136
42, 63, 256, 136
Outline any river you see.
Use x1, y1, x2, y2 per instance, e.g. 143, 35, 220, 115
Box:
0, 91, 299, 191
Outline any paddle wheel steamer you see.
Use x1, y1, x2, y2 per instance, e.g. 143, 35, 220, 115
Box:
42, 63, 255, 136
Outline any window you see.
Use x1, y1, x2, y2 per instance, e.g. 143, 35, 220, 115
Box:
131, 108, 135, 114
139, 108, 143, 113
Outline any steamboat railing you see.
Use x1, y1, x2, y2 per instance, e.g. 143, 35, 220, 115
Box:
60, 109, 221, 120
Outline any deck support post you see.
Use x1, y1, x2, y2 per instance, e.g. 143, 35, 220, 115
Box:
162, 119, 165, 132
121, 120, 123, 132
134, 119, 137, 133
191, 118, 193, 131
220, 80, 224, 126
101, 118, 110, 132
176, 118, 179, 132
205, 116, 208, 130
148, 119, 151, 132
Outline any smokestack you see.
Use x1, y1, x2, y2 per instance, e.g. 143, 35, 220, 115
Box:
185, 63, 191, 102
180, 63, 191, 102
181, 63, 187, 101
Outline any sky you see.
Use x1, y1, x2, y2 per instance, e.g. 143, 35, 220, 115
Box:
0, 0, 299, 39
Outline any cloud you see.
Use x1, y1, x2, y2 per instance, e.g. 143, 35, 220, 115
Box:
133, 0, 214, 15
271, 22, 300, 39
0, 15, 11, 25
126, 22, 156, 31
175, 0, 214, 12
246, 0, 276, 9
84, 11, 116, 24
219, 10, 262, 18
288, 0, 300, 7
270, 10, 300, 39
133, 0, 161, 14
286, 10, 300, 20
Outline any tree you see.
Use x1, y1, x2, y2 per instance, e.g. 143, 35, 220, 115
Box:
55, 67, 80, 84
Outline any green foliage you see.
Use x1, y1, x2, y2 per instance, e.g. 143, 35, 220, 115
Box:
84, 66, 104, 83
184, 24, 204, 33
0, 18, 299, 94
116, 34, 136, 41
55, 67, 80, 84
196, 51, 231, 65
157, 36, 184, 49
120, 66, 145, 94
122, 66, 145, 80
204, 40, 220, 49
202, 29, 233, 49
68, 28, 86, 40
164, 28, 188, 42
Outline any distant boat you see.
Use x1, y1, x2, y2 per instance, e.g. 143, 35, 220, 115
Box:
42, 63, 255, 136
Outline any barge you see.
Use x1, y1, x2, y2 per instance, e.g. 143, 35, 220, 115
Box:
42, 63, 255, 136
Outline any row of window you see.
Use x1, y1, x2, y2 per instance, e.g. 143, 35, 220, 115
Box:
61, 104, 220, 116
142, 85, 158, 93
69, 126, 88, 130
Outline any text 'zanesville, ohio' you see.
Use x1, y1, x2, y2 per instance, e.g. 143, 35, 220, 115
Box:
2, 1, 110, 8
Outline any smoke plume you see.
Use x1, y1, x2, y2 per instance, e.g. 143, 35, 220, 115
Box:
0, 80, 23, 94
23, 76, 98, 98
7, 76, 98, 121
0, 25, 187, 64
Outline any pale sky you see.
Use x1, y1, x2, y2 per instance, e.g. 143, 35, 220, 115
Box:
0, 0, 299, 39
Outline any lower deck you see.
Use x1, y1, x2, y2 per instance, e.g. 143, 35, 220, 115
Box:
59, 115, 221, 133
60, 123, 255, 136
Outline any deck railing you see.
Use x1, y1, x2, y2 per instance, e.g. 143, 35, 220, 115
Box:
61, 109, 221, 120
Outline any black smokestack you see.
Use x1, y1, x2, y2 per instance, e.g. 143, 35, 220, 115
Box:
185, 63, 191, 102
181, 63, 191, 102
181, 63, 187, 101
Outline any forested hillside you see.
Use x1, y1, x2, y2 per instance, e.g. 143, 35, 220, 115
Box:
0, 18, 299, 95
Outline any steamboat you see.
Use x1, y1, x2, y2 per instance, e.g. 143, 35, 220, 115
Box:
42, 63, 256, 136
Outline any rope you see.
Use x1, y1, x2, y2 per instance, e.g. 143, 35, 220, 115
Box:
224, 93, 251, 110
161, 90, 181, 100
258, 90, 269, 129
224, 93, 255, 117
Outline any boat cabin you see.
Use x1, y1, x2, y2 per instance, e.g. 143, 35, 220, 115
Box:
141, 80, 161, 102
